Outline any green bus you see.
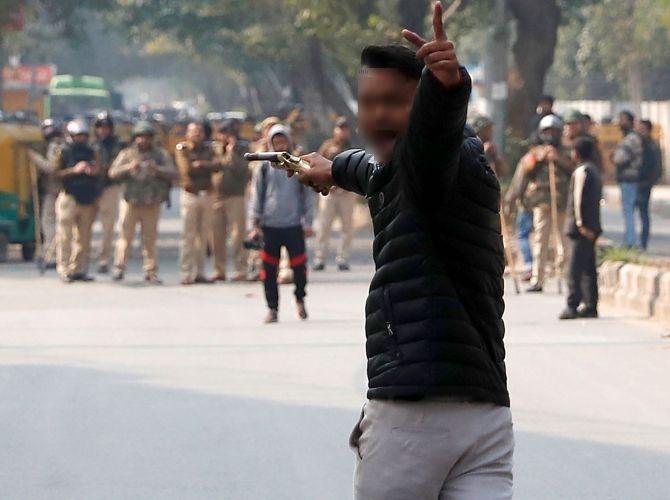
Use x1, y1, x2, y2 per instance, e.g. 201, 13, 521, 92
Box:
45, 75, 113, 119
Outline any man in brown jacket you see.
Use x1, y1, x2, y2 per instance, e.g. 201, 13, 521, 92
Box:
175, 121, 222, 285
211, 119, 251, 281
110, 121, 177, 284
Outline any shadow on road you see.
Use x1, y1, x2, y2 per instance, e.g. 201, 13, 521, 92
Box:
1, 364, 668, 500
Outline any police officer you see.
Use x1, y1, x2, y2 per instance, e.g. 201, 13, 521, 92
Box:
54, 120, 101, 282
29, 119, 65, 268
175, 121, 222, 285
92, 111, 125, 274
514, 115, 574, 292
313, 117, 356, 271
211, 119, 251, 281
109, 121, 177, 284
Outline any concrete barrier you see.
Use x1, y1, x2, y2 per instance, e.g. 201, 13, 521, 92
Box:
652, 272, 670, 324
613, 264, 661, 317
598, 260, 624, 307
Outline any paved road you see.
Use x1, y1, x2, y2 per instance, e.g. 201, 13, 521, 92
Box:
1, 199, 669, 499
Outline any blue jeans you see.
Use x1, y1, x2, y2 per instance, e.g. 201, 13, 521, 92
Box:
619, 182, 638, 248
637, 185, 652, 250
516, 209, 533, 268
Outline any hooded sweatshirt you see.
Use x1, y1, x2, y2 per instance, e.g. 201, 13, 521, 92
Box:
248, 124, 314, 229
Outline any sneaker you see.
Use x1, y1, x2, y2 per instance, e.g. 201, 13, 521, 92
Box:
296, 300, 308, 320
194, 275, 215, 284
559, 307, 579, 320
577, 305, 598, 318
212, 274, 227, 282
526, 283, 543, 293
264, 308, 278, 324
98, 264, 109, 274
313, 262, 325, 271
337, 262, 350, 271
113, 269, 124, 281
145, 274, 163, 285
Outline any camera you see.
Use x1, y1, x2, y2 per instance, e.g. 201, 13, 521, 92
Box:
243, 233, 264, 250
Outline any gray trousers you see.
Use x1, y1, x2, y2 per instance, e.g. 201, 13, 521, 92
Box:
350, 399, 514, 500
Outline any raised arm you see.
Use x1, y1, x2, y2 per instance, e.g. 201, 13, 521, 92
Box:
401, 1, 470, 192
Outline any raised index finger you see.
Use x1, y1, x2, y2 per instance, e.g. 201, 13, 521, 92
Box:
432, 1, 447, 41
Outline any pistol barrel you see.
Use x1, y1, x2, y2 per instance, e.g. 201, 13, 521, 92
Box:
244, 152, 282, 162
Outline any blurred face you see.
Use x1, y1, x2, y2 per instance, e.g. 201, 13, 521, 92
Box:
96, 124, 112, 139
333, 125, 351, 143
358, 68, 418, 163
539, 127, 562, 146
134, 134, 153, 150
618, 114, 633, 132
564, 121, 582, 140
271, 133, 290, 152
478, 124, 493, 143
637, 122, 652, 139
186, 123, 205, 145
537, 100, 553, 115
72, 133, 89, 144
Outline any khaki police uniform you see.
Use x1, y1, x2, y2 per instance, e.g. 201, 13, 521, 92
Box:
518, 145, 574, 287
175, 141, 221, 281
54, 143, 101, 278
315, 138, 356, 267
94, 136, 125, 269
109, 144, 177, 276
211, 142, 251, 279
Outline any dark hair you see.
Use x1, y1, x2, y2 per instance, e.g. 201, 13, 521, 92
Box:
640, 119, 653, 132
539, 94, 555, 104
573, 137, 596, 161
619, 110, 635, 122
582, 113, 592, 121
361, 45, 424, 80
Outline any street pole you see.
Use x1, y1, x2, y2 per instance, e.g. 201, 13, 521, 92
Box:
490, 0, 509, 151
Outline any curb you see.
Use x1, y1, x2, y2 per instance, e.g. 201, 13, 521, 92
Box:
599, 261, 667, 323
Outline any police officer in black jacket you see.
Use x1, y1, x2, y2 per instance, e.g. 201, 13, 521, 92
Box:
293, 3, 513, 498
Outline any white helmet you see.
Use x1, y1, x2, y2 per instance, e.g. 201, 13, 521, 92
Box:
66, 119, 90, 136
538, 114, 564, 132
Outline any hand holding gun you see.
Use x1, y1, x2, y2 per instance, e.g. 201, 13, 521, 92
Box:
244, 151, 331, 195
244, 151, 311, 175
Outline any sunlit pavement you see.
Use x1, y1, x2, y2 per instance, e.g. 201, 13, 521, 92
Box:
1, 201, 669, 499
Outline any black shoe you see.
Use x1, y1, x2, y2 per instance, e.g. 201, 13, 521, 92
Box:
577, 305, 598, 318
113, 269, 124, 281
559, 307, 579, 320
312, 263, 325, 271
98, 264, 109, 274
526, 284, 543, 293
296, 300, 308, 320
264, 308, 278, 324
337, 262, 350, 271
61, 274, 75, 283
45, 262, 57, 270
71, 273, 95, 282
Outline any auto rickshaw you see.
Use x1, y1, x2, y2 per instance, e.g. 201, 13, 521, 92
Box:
0, 123, 43, 262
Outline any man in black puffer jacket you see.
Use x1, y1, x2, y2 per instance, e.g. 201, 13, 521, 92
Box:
295, 4, 512, 499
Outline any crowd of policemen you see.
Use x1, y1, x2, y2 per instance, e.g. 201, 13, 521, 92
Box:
472, 100, 664, 318
30, 112, 356, 294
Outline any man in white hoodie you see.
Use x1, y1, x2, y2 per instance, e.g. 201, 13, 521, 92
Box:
248, 125, 314, 323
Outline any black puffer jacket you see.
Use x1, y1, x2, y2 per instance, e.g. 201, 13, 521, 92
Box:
332, 68, 509, 406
